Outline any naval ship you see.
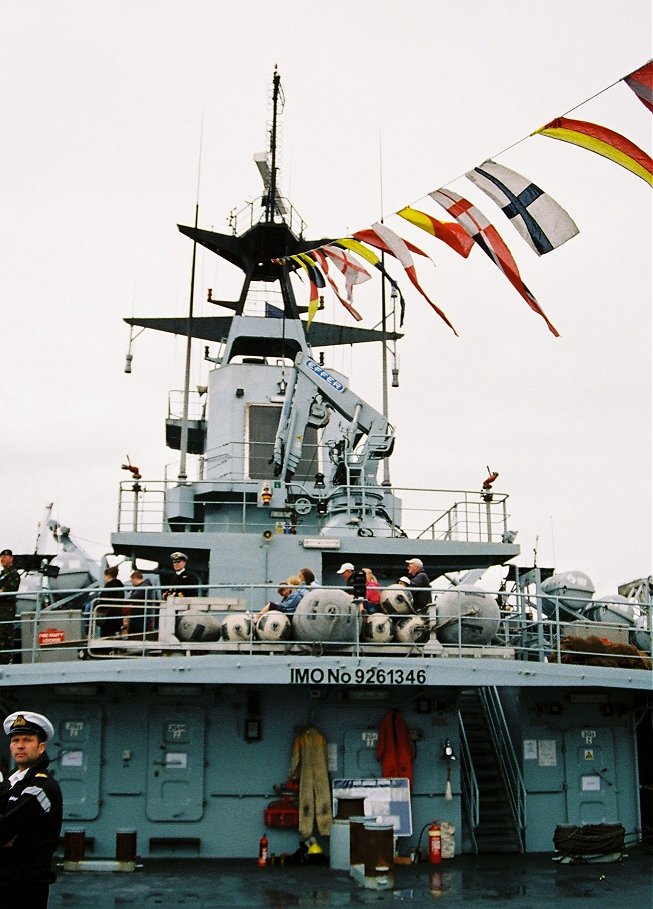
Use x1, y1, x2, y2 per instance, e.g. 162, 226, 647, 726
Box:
1, 71, 651, 864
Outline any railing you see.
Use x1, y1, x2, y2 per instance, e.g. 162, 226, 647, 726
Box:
478, 686, 526, 853
116, 477, 512, 542
1, 584, 651, 670
458, 712, 480, 854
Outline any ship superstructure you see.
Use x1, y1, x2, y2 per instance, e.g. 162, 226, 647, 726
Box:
0, 72, 650, 863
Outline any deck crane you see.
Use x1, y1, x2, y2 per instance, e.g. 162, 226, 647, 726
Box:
272, 352, 395, 486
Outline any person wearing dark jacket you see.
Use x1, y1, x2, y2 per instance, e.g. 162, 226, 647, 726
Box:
96, 565, 125, 637
0, 711, 63, 908
0, 549, 20, 663
123, 570, 153, 636
405, 558, 432, 613
162, 552, 199, 599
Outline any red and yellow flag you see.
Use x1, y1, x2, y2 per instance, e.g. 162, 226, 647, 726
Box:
535, 117, 653, 187
396, 206, 474, 258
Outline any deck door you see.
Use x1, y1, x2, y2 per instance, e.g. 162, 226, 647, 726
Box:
564, 727, 618, 824
342, 728, 380, 778
146, 705, 205, 821
54, 703, 102, 821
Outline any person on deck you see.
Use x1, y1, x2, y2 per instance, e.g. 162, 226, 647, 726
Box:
0, 711, 63, 909
162, 552, 199, 599
96, 565, 125, 638
362, 568, 381, 614
405, 558, 432, 614
258, 577, 304, 618
123, 570, 153, 637
0, 550, 20, 664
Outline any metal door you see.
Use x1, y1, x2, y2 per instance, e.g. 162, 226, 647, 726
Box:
343, 728, 380, 778
53, 704, 102, 821
564, 727, 618, 824
146, 705, 205, 821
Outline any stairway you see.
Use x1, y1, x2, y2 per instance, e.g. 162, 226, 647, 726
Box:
459, 688, 522, 853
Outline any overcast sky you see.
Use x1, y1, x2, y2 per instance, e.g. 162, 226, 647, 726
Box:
2, 1, 651, 596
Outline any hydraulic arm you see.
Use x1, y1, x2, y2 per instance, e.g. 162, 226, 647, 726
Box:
272, 352, 394, 483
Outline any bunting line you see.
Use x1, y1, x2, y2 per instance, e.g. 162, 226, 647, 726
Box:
431, 188, 560, 337
354, 223, 458, 335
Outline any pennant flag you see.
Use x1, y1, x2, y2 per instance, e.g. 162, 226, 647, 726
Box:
353, 223, 458, 336
310, 249, 363, 321
291, 254, 325, 328
466, 160, 579, 255
431, 188, 559, 337
354, 227, 432, 259
334, 238, 408, 325
624, 60, 653, 113
265, 302, 284, 319
535, 117, 653, 187
322, 244, 372, 303
396, 206, 474, 258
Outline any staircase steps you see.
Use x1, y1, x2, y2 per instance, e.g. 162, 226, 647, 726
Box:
459, 688, 522, 855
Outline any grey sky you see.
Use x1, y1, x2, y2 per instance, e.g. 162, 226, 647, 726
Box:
2, 1, 651, 594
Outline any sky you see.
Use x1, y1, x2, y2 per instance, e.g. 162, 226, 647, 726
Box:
1, 1, 651, 596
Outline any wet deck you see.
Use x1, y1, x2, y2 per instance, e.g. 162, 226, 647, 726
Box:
49, 848, 652, 908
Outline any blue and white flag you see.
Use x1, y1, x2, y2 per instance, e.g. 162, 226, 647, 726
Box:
465, 160, 579, 256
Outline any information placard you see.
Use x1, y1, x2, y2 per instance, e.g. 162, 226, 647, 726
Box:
332, 778, 412, 836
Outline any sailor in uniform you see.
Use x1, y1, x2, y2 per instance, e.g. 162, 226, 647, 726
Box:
0, 711, 63, 908
0, 548, 20, 663
162, 551, 199, 599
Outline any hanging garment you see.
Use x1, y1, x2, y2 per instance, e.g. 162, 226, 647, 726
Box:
375, 708, 414, 786
289, 726, 333, 838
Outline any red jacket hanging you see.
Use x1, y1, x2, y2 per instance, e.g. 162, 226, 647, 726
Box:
375, 708, 414, 786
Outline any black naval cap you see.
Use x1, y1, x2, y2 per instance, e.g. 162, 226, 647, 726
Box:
4, 711, 54, 742
0, 549, 13, 556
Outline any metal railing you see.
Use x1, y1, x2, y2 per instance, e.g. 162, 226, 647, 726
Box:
116, 477, 512, 542
458, 713, 480, 854
1, 584, 651, 669
478, 686, 526, 853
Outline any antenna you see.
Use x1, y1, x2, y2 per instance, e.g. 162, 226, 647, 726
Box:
256, 67, 288, 221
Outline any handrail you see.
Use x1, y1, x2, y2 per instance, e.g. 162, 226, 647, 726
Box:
2, 583, 651, 670
116, 477, 512, 542
478, 686, 526, 853
458, 710, 480, 854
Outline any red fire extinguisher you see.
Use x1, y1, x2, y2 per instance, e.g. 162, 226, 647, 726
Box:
258, 833, 269, 867
428, 822, 442, 865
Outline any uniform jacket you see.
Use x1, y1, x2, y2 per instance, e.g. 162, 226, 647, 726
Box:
164, 568, 199, 598
0, 566, 20, 602
0, 752, 63, 885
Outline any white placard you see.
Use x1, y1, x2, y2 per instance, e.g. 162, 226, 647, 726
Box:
538, 739, 557, 767
582, 775, 601, 792
523, 740, 537, 760
165, 752, 187, 769
61, 750, 83, 767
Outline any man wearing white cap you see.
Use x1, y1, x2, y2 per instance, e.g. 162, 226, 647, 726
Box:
0, 711, 63, 907
336, 563, 367, 601
162, 552, 199, 600
405, 558, 432, 613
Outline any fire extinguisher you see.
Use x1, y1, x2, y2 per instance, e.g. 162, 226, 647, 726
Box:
258, 833, 269, 867
428, 822, 442, 865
